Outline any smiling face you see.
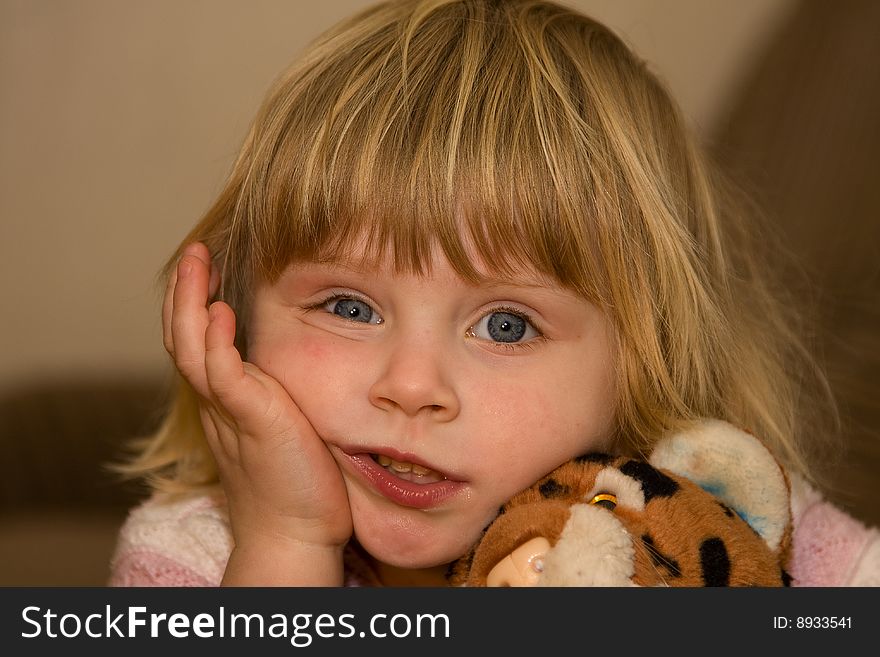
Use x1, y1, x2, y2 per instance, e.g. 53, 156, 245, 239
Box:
246, 245, 617, 575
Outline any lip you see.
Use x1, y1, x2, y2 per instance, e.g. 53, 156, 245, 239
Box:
334, 445, 466, 510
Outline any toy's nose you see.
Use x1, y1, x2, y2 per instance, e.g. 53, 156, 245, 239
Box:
486, 537, 552, 587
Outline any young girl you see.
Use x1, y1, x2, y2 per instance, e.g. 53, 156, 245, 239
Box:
110, 0, 879, 587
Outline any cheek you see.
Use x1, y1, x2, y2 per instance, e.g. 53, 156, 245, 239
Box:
251, 334, 326, 378
250, 335, 365, 423
551, 349, 617, 447
469, 362, 615, 461
462, 377, 556, 462
297, 335, 333, 363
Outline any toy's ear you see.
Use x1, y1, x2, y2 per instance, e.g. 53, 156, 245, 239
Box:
648, 419, 791, 553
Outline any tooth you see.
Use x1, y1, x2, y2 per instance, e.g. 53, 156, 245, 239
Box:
411, 463, 430, 476
377, 455, 392, 466
390, 459, 412, 473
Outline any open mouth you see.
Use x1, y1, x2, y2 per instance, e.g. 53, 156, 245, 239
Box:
369, 454, 447, 484
338, 449, 464, 509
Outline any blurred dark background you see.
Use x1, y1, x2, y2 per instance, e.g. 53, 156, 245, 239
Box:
0, 379, 163, 585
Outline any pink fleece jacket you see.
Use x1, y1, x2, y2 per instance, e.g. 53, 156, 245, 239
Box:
108, 475, 880, 587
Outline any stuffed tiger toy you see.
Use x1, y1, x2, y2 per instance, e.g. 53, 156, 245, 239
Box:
449, 420, 793, 587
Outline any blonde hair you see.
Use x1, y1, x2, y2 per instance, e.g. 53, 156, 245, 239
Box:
123, 0, 838, 494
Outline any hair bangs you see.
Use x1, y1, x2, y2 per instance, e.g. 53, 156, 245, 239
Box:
241, 0, 608, 306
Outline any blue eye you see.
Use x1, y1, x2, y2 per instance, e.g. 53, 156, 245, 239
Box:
324, 297, 383, 324
470, 310, 539, 344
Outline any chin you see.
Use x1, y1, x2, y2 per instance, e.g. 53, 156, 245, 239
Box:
352, 525, 454, 569
350, 511, 481, 571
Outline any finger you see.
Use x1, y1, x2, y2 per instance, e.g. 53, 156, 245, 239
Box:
183, 242, 217, 298
198, 401, 240, 463
204, 302, 309, 442
165, 243, 220, 357
162, 265, 178, 357
204, 302, 286, 438
204, 301, 255, 414
170, 244, 214, 397
164, 243, 213, 357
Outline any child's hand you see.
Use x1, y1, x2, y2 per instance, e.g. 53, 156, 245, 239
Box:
163, 242, 352, 584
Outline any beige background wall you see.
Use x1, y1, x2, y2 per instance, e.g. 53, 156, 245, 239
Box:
0, 0, 798, 392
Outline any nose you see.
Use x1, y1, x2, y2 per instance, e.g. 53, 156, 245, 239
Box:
368, 332, 460, 422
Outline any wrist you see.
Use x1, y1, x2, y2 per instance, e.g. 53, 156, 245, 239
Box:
222, 536, 346, 586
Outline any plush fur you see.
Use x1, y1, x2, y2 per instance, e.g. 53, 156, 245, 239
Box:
449, 421, 792, 587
